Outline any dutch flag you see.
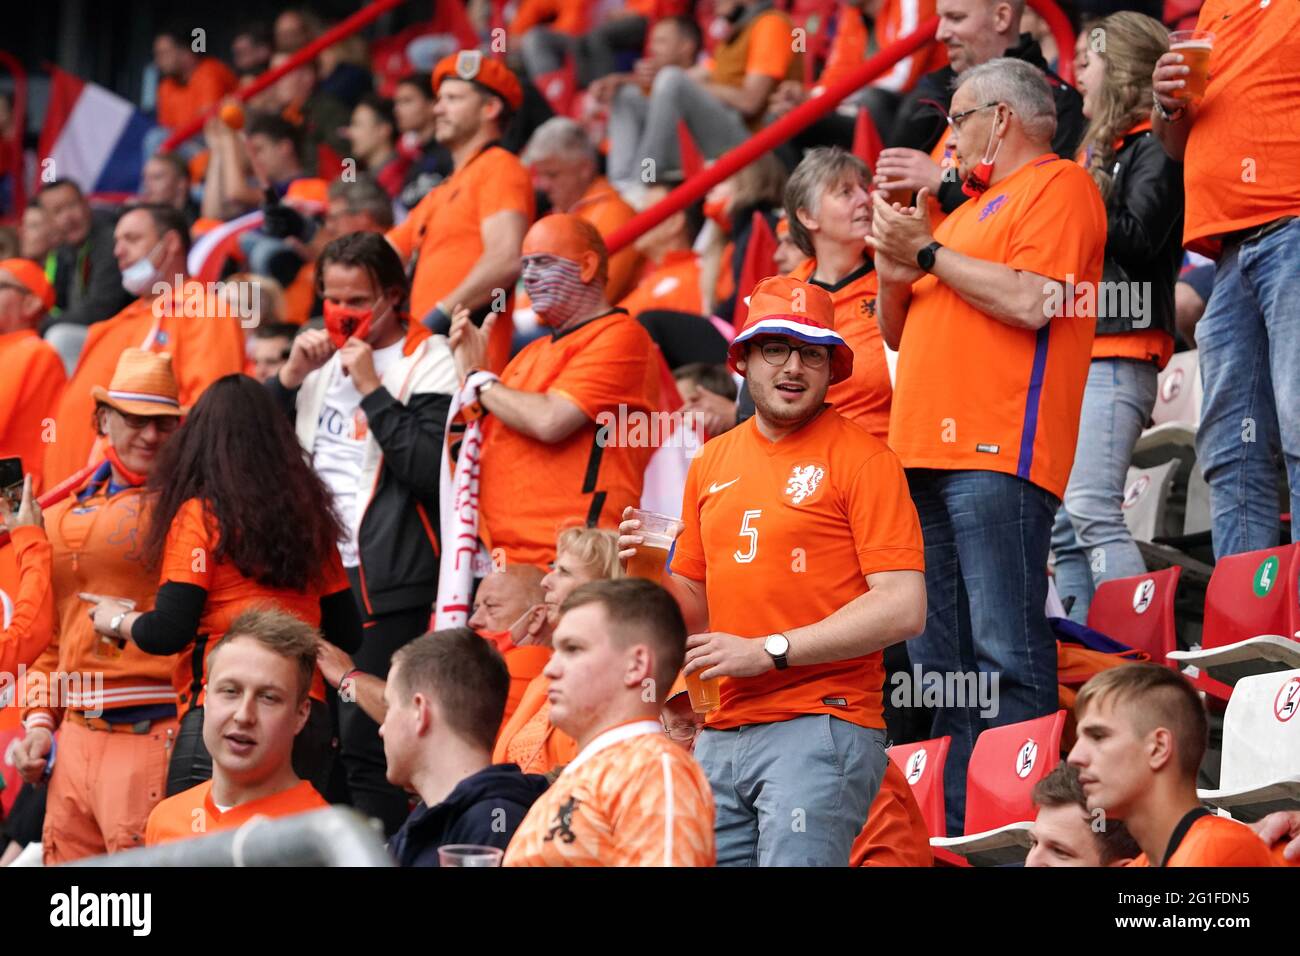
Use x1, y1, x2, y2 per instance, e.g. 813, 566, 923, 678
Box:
37, 66, 158, 198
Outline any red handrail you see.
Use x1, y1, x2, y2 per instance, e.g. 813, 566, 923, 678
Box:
606, 0, 1076, 254
159, 0, 410, 152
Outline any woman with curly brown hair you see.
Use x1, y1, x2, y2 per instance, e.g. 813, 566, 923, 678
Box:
1050, 12, 1184, 623
83, 374, 362, 797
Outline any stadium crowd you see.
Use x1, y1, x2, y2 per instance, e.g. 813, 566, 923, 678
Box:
0, 0, 1297, 868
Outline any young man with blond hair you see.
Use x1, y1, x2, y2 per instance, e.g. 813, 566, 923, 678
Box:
1068, 663, 1273, 867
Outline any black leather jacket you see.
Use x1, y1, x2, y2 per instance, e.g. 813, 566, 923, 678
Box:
1094, 127, 1183, 339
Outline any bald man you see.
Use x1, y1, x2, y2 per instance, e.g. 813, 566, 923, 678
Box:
448, 214, 662, 568
469, 564, 546, 644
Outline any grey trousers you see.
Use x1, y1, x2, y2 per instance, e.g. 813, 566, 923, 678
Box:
629, 66, 752, 182
695, 713, 887, 866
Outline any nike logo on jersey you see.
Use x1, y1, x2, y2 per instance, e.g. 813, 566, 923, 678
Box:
708, 477, 740, 494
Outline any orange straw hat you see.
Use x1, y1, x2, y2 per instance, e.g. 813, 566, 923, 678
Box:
90, 348, 184, 418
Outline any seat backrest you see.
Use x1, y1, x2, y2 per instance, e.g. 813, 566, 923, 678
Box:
963, 711, 1066, 835
1203, 544, 1300, 651
1150, 349, 1201, 428
1218, 668, 1300, 792
1121, 461, 1178, 543
888, 736, 950, 839
1088, 567, 1182, 668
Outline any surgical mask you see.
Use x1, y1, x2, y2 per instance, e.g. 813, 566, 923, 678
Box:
962, 121, 1004, 199
323, 298, 379, 348
522, 256, 602, 328
121, 241, 164, 297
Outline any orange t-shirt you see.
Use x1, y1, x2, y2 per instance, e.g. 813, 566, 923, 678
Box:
502, 644, 551, 729
157, 58, 238, 132
492, 673, 578, 774
0, 329, 66, 490
617, 249, 705, 319
160, 498, 350, 708
712, 11, 798, 86
504, 719, 715, 866
386, 145, 534, 374
791, 258, 891, 441
43, 285, 247, 486
889, 155, 1107, 499
0, 526, 54, 677
572, 178, 643, 304
1126, 812, 1276, 867
510, 0, 588, 36
478, 312, 660, 568
850, 758, 933, 866
1181, 0, 1300, 257
145, 778, 327, 846
670, 409, 925, 731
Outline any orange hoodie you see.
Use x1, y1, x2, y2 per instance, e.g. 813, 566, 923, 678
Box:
43, 281, 246, 487
0, 525, 54, 675
0, 329, 66, 490
21, 468, 178, 733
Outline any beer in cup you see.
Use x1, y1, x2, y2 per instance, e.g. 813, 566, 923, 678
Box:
625, 508, 682, 583
1169, 30, 1214, 102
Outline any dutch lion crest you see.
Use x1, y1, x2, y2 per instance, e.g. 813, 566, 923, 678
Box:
784, 464, 825, 505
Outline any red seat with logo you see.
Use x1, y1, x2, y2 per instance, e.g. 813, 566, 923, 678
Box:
930, 710, 1067, 866
887, 736, 950, 838
1169, 544, 1300, 688
1087, 567, 1182, 667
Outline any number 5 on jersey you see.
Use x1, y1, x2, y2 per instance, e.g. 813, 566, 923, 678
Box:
734, 509, 762, 563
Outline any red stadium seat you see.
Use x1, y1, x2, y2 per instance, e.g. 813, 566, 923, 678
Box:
887, 736, 950, 838
930, 710, 1067, 866
1169, 544, 1300, 687
1087, 567, 1182, 668
1198, 667, 1300, 821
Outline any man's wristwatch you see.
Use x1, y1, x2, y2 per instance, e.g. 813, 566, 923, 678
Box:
916, 241, 943, 272
108, 611, 127, 638
764, 633, 790, 670
1152, 90, 1185, 124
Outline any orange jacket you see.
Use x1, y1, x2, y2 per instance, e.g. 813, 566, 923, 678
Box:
21, 468, 178, 733
0, 526, 55, 676
0, 330, 66, 490
492, 673, 577, 774
502, 644, 551, 730
43, 282, 246, 486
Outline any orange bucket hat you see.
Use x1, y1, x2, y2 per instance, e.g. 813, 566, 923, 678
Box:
727, 275, 853, 385
90, 348, 184, 418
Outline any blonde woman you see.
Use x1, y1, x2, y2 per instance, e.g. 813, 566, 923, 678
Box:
1051, 12, 1184, 622
491, 527, 622, 775
698, 152, 788, 320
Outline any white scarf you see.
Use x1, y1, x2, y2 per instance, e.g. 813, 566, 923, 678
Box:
433, 370, 498, 630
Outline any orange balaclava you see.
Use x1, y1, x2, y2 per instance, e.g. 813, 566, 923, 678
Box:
520, 214, 609, 329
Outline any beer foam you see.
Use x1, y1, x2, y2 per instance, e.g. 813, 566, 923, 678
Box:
1170, 40, 1212, 49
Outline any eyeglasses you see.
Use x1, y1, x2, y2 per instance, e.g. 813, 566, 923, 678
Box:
946, 101, 1001, 132
663, 722, 699, 742
755, 341, 830, 369
114, 409, 181, 432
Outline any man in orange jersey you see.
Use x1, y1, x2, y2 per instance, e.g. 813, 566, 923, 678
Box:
870, 59, 1106, 835
386, 52, 533, 373
1025, 763, 1138, 867
42, 204, 245, 486
618, 181, 706, 321
152, 24, 237, 135
1152, 0, 1300, 559
1069, 664, 1273, 867
784, 147, 892, 441
0, 259, 65, 489
522, 118, 643, 303
452, 214, 660, 569
622, 275, 927, 866
145, 609, 327, 846
13, 350, 184, 863
505, 578, 714, 866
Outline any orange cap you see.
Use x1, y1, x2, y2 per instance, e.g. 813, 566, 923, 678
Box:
0, 258, 55, 311
433, 50, 523, 112
728, 275, 852, 385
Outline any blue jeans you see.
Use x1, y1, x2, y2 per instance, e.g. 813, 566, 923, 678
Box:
1051, 358, 1159, 622
694, 715, 886, 866
1195, 217, 1300, 558
905, 468, 1060, 836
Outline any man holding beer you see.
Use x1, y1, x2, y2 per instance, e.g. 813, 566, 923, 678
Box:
1152, 3, 1300, 559
620, 275, 926, 866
